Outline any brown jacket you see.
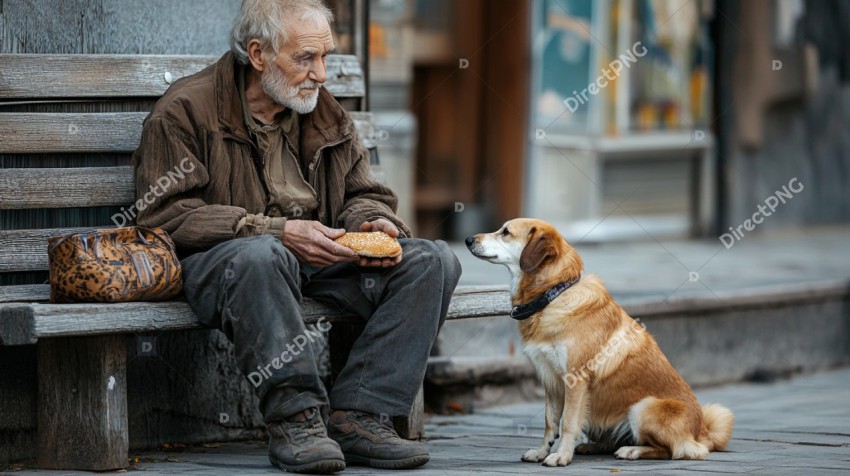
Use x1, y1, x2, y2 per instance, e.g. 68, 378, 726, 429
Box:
132, 52, 411, 255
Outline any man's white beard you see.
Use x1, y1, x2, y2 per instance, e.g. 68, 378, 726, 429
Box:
262, 65, 319, 114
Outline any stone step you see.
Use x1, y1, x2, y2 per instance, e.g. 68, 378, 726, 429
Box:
427, 277, 850, 413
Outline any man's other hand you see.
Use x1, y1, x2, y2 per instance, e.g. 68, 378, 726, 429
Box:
282, 220, 359, 268
357, 219, 403, 268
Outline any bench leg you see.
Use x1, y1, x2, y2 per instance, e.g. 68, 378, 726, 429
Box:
393, 386, 425, 440
37, 335, 128, 470
329, 322, 425, 440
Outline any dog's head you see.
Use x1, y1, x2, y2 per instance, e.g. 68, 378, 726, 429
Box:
465, 218, 583, 290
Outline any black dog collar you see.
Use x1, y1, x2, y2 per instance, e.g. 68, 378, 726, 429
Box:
510, 276, 581, 321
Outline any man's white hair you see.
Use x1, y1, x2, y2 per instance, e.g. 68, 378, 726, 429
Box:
230, 0, 334, 65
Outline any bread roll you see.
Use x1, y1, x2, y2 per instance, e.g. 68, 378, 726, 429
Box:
335, 232, 402, 258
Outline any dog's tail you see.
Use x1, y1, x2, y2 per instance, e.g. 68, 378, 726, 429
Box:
698, 403, 734, 451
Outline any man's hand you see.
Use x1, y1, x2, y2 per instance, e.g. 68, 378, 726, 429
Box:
358, 218, 403, 268
282, 220, 359, 268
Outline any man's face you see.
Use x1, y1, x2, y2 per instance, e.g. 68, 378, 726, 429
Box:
262, 16, 334, 114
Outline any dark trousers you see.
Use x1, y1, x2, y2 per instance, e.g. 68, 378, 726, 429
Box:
181, 235, 461, 423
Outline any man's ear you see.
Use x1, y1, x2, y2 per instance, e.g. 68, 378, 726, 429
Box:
247, 39, 266, 72
520, 232, 554, 273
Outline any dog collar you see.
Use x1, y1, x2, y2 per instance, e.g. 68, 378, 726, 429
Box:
510, 276, 580, 321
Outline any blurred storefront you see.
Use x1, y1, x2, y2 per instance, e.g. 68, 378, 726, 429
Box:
529, 0, 715, 241
369, 0, 713, 240
370, 0, 849, 241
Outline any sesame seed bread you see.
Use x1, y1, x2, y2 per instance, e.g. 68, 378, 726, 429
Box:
335, 232, 402, 258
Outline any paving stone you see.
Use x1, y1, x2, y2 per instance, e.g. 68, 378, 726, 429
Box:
10, 368, 849, 475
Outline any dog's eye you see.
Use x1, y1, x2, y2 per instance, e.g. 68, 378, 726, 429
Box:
501, 228, 510, 236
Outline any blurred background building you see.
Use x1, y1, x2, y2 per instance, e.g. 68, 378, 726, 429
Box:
366, 0, 849, 242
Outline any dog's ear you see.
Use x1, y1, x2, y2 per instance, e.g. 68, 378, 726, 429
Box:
520, 229, 555, 273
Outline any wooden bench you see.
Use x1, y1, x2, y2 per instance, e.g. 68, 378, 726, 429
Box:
0, 53, 510, 471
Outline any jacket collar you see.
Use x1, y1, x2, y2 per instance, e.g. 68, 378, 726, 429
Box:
213, 51, 354, 152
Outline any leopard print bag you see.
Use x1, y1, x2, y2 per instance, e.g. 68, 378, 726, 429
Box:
48, 227, 183, 303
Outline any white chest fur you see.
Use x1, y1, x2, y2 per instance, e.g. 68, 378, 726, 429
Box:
523, 342, 569, 387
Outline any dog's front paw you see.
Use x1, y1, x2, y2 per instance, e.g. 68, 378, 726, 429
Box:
521, 448, 549, 463
614, 446, 642, 460
542, 452, 572, 467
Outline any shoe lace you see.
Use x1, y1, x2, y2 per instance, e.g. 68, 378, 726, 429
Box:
274, 409, 326, 442
353, 411, 398, 439
288, 420, 325, 441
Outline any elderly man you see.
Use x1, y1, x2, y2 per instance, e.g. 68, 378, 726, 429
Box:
132, 0, 461, 472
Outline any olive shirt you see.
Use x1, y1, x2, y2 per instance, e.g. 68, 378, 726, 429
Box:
235, 65, 320, 237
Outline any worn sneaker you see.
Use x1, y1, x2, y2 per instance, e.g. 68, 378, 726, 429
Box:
327, 410, 430, 469
268, 408, 346, 474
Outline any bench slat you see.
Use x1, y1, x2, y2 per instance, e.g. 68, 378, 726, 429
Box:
0, 228, 97, 273
0, 284, 51, 303
0, 111, 380, 155
0, 283, 515, 309
323, 55, 367, 98
0, 166, 134, 210
0, 112, 145, 154
0, 286, 512, 345
349, 111, 382, 149
0, 55, 217, 99
0, 54, 364, 99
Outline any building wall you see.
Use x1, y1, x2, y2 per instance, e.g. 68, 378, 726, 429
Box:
0, 0, 238, 55
716, 0, 850, 234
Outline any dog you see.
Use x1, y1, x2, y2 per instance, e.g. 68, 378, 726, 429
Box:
465, 218, 734, 467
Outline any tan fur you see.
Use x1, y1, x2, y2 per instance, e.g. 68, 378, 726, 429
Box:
466, 219, 734, 466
